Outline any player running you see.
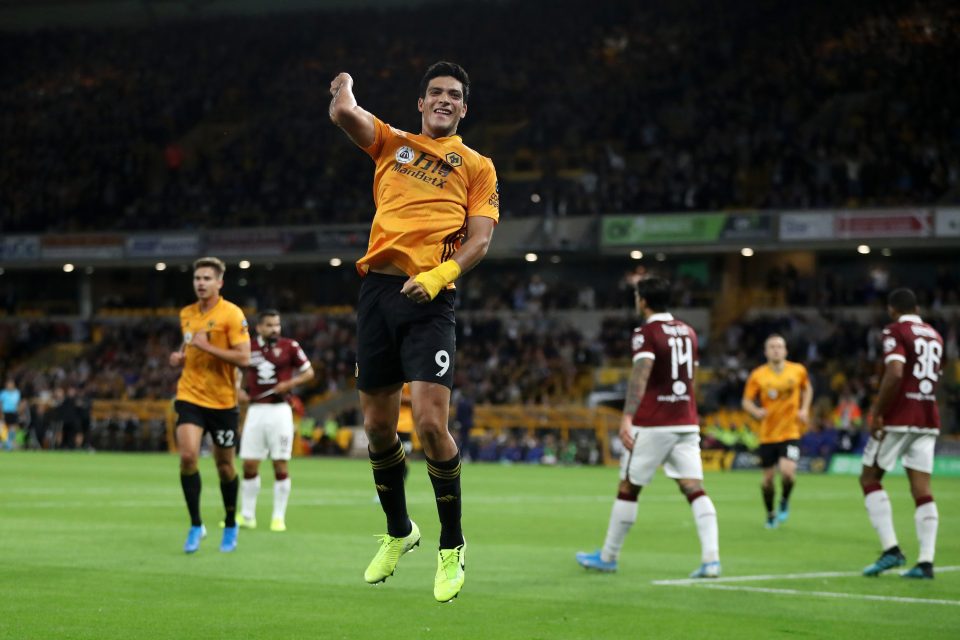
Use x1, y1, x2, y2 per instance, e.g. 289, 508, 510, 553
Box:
169, 257, 251, 553
742, 335, 813, 528
237, 310, 314, 533
576, 277, 720, 578
860, 288, 944, 579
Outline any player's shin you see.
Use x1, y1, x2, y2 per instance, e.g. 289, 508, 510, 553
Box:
180, 471, 202, 526
221, 475, 239, 528
688, 491, 719, 563
601, 492, 638, 563
761, 484, 775, 517
370, 438, 411, 537
426, 451, 463, 548
914, 496, 938, 564
863, 483, 898, 550
273, 473, 291, 521
241, 473, 260, 521
780, 477, 794, 506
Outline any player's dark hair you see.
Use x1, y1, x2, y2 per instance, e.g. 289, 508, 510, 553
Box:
257, 309, 280, 323
420, 61, 470, 104
888, 288, 918, 313
635, 276, 671, 312
193, 256, 225, 278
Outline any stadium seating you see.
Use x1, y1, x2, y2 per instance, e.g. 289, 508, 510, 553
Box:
3, 0, 958, 233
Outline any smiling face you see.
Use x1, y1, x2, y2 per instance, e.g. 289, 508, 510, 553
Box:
193, 266, 223, 303
418, 76, 467, 138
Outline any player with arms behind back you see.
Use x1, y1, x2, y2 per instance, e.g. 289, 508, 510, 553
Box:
329, 61, 498, 602
576, 277, 720, 578
742, 335, 813, 528
237, 310, 314, 533
169, 257, 251, 554
860, 288, 944, 579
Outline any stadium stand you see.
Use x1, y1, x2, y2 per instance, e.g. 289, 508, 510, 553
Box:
2, 300, 957, 458
2, 0, 958, 233
1, 0, 959, 462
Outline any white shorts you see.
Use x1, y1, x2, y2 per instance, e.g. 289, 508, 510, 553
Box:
619, 428, 703, 487
239, 403, 295, 461
862, 430, 936, 474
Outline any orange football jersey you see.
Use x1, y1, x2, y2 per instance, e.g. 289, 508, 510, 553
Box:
357, 117, 499, 279
743, 361, 809, 444
176, 297, 249, 409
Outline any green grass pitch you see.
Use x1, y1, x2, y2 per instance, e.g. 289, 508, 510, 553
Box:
1, 452, 957, 639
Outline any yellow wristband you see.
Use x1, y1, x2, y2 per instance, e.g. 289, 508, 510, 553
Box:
413, 260, 462, 300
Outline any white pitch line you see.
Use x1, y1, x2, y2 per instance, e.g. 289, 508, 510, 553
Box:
697, 584, 960, 607
652, 566, 960, 586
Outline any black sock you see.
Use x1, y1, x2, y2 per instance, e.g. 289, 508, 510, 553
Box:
427, 451, 463, 548
370, 439, 410, 538
221, 475, 239, 527
780, 478, 794, 510
762, 484, 775, 517
181, 471, 202, 527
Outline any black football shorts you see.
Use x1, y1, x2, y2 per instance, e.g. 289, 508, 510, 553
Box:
175, 399, 240, 449
356, 272, 456, 391
758, 439, 801, 468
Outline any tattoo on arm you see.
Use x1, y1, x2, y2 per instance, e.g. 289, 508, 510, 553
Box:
623, 358, 653, 417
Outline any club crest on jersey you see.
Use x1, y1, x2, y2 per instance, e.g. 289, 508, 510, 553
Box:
445, 151, 462, 167
272, 347, 282, 358
396, 146, 414, 164
184, 331, 193, 343
256, 360, 278, 384
767, 389, 779, 399
391, 150, 453, 188
207, 320, 215, 329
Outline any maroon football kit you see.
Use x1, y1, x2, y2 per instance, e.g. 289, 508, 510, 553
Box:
630, 312, 699, 429
245, 336, 311, 403
880, 314, 943, 431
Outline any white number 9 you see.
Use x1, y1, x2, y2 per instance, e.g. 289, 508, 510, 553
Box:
435, 350, 450, 377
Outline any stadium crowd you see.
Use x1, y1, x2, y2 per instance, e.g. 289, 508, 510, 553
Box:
2, 0, 958, 234
3, 303, 958, 455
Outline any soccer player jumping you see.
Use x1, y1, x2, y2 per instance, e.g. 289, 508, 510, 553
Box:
329, 61, 499, 602
860, 288, 943, 579
576, 277, 720, 578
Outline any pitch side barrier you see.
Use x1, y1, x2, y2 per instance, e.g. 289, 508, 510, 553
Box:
472, 404, 619, 465
91, 399, 314, 456
829, 453, 960, 478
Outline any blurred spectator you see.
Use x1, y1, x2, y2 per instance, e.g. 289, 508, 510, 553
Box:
1, 378, 21, 449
